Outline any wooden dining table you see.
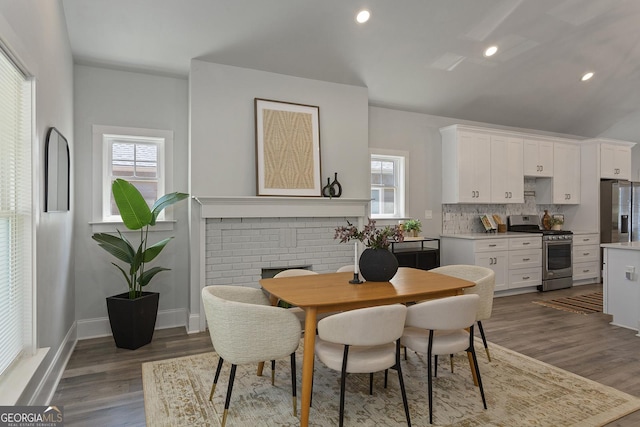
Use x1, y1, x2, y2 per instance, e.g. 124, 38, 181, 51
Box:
259, 267, 475, 427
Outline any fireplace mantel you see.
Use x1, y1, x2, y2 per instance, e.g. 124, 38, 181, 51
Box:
193, 196, 370, 219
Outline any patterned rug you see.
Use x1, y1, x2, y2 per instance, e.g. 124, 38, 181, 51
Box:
142, 339, 640, 426
533, 291, 603, 314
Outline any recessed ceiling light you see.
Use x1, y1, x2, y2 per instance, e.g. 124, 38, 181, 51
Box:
581, 72, 594, 82
356, 9, 370, 24
484, 46, 498, 57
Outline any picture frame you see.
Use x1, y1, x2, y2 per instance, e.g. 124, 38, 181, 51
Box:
45, 127, 70, 212
255, 98, 321, 196
480, 214, 497, 232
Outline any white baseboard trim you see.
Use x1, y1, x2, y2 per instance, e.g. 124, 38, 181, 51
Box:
187, 312, 202, 334
27, 322, 77, 405
77, 308, 188, 340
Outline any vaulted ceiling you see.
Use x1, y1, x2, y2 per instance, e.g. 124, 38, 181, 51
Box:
62, 0, 640, 140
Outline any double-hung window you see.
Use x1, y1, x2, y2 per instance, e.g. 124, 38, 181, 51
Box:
93, 126, 173, 222
0, 45, 34, 377
370, 150, 407, 219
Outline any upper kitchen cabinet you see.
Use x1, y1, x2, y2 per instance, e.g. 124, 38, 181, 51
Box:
441, 126, 492, 203
598, 140, 635, 180
523, 138, 553, 177
490, 135, 524, 203
536, 142, 581, 204
441, 125, 524, 204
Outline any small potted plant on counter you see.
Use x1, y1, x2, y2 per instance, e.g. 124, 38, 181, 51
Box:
550, 216, 564, 231
402, 219, 422, 237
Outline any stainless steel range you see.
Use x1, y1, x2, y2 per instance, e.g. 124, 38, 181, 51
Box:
508, 215, 573, 292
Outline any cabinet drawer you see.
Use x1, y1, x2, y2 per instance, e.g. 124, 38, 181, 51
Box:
573, 245, 599, 263
508, 268, 541, 289
509, 236, 541, 250
573, 234, 599, 246
573, 261, 600, 281
509, 249, 542, 269
474, 239, 509, 252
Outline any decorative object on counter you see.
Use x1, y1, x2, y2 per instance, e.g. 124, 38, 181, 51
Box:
542, 209, 552, 230
254, 98, 321, 197
321, 172, 342, 198
492, 214, 507, 233
334, 219, 404, 282
402, 218, 422, 237
480, 214, 497, 232
550, 215, 564, 231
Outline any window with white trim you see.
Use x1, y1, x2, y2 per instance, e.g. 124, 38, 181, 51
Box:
370, 151, 406, 219
93, 126, 173, 222
0, 46, 34, 376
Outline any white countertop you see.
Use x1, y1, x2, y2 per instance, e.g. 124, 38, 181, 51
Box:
440, 232, 540, 240
601, 241, 640, 250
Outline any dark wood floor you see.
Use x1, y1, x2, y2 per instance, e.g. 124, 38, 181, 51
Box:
52, 283, 640, 426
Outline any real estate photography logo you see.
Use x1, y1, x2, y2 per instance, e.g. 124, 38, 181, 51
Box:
0, 406, 63, 427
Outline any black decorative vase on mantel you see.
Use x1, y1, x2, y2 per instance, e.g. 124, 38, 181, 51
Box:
359, 248, 399, 282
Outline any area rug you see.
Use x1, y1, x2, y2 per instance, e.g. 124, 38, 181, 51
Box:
533, 291, 603, 314
142, 339, 640, 426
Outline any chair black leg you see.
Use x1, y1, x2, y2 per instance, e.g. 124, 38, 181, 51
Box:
427, 331, 434, 424
450, 354, 454, 373
369, 372, 374, 395
210, 357, 224, 401
468, 326, 487, 410
291, 353, 297, 417
395, 340, 412, 426
384, 369, 389, 389
339, 345, 350, 427
222, 364, 237, 427
477, 320, 491, 362
271, 360, 276, 385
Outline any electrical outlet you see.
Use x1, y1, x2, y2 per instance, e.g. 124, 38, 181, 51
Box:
425, 210, 432, 219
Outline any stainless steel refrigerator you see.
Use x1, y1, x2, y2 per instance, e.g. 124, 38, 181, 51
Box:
600, 180, 640, 244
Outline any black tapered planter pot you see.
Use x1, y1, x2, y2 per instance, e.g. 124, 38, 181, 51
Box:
359, 248, 399, 282
106, 291, 159, 350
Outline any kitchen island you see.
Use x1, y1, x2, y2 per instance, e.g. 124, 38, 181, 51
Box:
601, 242, 640, 335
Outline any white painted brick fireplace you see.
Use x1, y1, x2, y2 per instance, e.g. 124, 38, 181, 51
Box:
189, 196, 370, 332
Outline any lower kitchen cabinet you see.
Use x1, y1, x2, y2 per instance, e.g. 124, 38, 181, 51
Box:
441, 234, 542, 293
572, 233, 600, 284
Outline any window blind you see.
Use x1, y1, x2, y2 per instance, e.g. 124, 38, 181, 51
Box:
0, 46, 32, 376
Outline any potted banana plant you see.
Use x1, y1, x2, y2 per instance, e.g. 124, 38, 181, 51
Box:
92, 178, 188, 349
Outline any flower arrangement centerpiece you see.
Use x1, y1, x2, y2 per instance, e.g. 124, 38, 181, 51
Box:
334, 218, 405, 249
334, 219, 404, 282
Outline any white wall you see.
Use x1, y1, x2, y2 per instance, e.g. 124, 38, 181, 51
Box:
0, 0, 75, 404
189, 60, 370, 198
73, 65, 189, 336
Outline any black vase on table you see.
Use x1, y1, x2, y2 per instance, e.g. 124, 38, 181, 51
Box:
358, 248, 399, 282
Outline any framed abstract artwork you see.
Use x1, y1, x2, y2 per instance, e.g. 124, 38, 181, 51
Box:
255, 98, 321, 196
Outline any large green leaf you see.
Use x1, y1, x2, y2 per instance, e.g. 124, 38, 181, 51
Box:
92, 233, 135, 263
111, 262, 133, 289
150, 192, 189, 225
142, 237, 173, 263
138, 266, 170, 287
112, 179, 152, 230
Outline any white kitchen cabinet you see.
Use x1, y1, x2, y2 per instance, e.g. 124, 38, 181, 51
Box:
523, 138, 553, 177
572, 233, 600, 284
441, 127, 492, 203
536, 142, 580, 204
490, 135, 524, 203
601, 143, 632, 180
440, 235, 541, 293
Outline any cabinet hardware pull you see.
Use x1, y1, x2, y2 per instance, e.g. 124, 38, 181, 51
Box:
522, 258, 530, 261
583, 239, 590, 242
489, 244, 497, 247
583, 252, 589, 256
523, 276, 530, 280
505, 192, 508, 198
523, 242, 530, 245
493, 257, 497, 263
583, 269, 590, 273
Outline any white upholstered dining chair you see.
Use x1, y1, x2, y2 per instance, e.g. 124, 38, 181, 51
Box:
201, 285, 301, 427
401, 294, 487, 424
315, 304, 412, 427
336, 265, 355, 273
429, 265, 496, 361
